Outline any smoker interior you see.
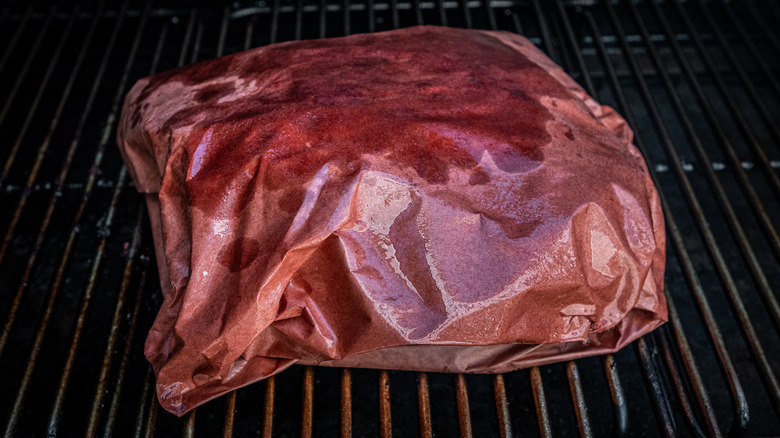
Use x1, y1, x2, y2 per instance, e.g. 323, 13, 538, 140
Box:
0, 0, 779, 436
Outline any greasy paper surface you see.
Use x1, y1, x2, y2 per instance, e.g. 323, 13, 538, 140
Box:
118, 26, 667, 416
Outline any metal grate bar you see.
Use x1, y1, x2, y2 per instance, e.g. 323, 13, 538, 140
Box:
262, 376, 276, 437
222, 392, 236, 438
554, 0, 594, 100
694, 0, 780, 143
217, 5, 230, 57
718, 0, 780, 98
657, 315, 714, 437
270, 0, 281, 44
744, 0, 780, 56
104, 265, 151, 438
439, 0, 448, 27
183, 410, 196, 438
531, 0, 555, 62
379, 370, 392, 438
1, 4, 144, 435
670, 0, 780, 199
144, 377, 160, 438
417, 373, 433, 438
296, 0, 304, 40
0, 3, 100, 262
0, 3, 106, 354
455, 374, 473, 438
367, 0, 375, 32
604, 0, 780, 418
178, 9, 198, 67
84, 22, 169, 437
484, 0, 496, 29
530, 367, 552, 438
625, 0, 780, 334
390, 0, 400, 29
302, 367, 315, 438
341, 369, 353, 438
602, 355, 628, 437
581, 10, 750, 436
135, 366, 156, 438
654, 325, 708, 437
84, 205, 146, 438
0, 7, 57, 131
493, 375, 511, 438
245, 16, 255, 50
462, 0, 472, 28
0, 5, 32, 75
44, 164, 133, 435
190, 20, 205, 64
320, 0, 328, 37
567, 362, 593, 438
344, 0, 351, 36
0, 5, 79, 187
636, 338, 677, 436
546, 1, 577, 88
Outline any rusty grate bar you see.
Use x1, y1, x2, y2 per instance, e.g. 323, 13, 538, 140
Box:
492, 375, 512, 438
104, 264, 151, 437
602, 355, 628, 437
379, 370, 392, 438
417, 373, 433, 438
302, 367, 315, 438
0, 3, 106, 355
1, 3, 144, 435
84, 23, 169, 437
0, 5, 79, 188
531, 366, 552, 438
567, 362, 593, 438
456, 374, 473, 438
262, 376, 276, 437
341, 369, 353, 438
0, 3, 101, 263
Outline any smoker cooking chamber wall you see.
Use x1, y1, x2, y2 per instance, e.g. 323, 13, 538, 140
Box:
0, 0, 778, 437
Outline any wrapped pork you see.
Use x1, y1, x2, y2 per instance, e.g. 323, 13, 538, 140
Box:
118, 25, 667, 416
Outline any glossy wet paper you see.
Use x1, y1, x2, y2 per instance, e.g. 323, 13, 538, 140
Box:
118, 26, 666, 416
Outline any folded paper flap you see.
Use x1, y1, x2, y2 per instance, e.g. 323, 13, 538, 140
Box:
118, 25, 666, 416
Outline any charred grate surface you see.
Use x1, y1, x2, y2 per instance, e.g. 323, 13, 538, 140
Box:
0, 0, 779, 436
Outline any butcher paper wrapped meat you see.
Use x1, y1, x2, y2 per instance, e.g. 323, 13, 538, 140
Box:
118, 25, 666, 416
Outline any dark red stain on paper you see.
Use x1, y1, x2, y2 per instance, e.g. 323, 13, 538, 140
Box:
139, 27, 572, 219
218, 237, 262, 273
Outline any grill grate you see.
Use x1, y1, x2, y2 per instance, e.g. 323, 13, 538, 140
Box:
0, 0, 779, 436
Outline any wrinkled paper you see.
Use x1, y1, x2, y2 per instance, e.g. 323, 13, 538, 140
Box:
118, 26, 666, 416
